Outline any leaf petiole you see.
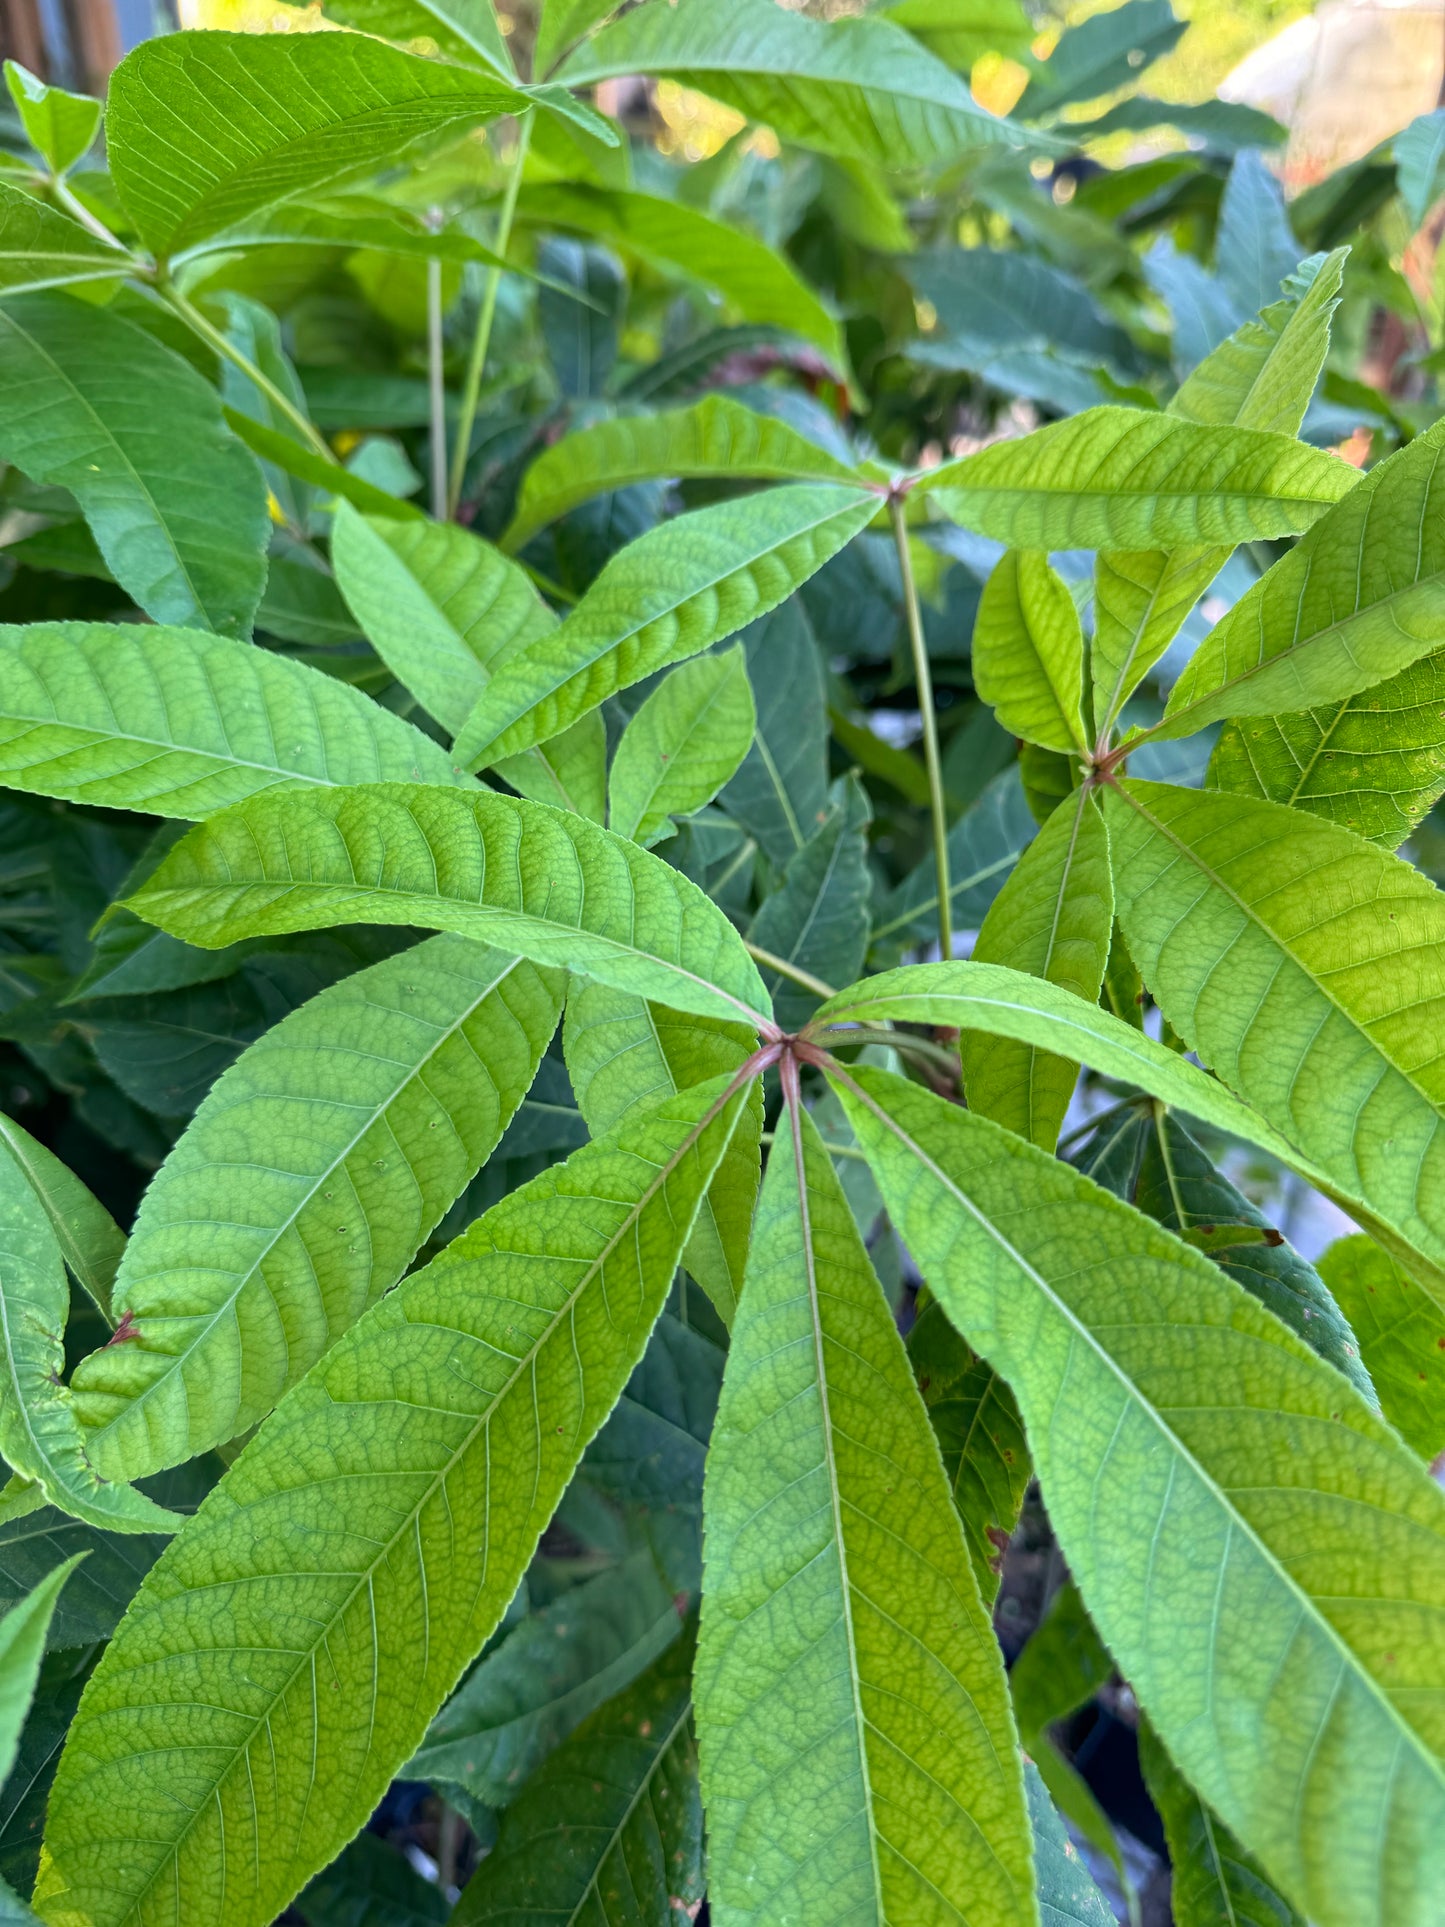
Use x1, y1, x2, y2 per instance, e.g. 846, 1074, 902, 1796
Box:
889, 494, 953, 960
157, 280, 337, 466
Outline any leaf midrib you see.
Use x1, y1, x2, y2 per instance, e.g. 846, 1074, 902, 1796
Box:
837, 1066, 1445, 1808
108, 1082, 740, 1927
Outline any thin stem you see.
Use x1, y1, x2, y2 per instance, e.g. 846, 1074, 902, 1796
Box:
745, 942, 839, 1004
813, 1022, 962, 1079
50, 174, 129, 251
889, 494, 953, 960
761, 1129, 870, 1162
159, 282, 336, 465
426, 254, 447, 521
448, 110, 531, 517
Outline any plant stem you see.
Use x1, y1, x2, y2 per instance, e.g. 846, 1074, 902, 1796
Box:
159, 282, 336, 465
426, 254, 448, 521
760, 1129, 870, 1162
889, 494, 953, 960
448, 110, 531, 518
812, 1022, 961, 1079
745, 942, 838, 1004
50, 174, 129, 251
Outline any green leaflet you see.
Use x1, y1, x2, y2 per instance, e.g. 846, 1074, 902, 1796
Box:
0, 184, 128, 297
1396, 108, 1445, 229
452, 484, 877, 769
883, 0, 1033, 69
695, 1103, 1033, 1925
1317, 1235, 1445, 1461
72, 938, 564, 1482
451, 1623, 703, 1926
2, 65, 100, 176
299, 1833, 446, 1927
563, 981, 761, 1324
1024, 1763, 1115, 1927
872, 764, 1036, 948
1091, 547, 1226, 736
1208, 647, 1445, 847
608, 647, 756, 846
1171, 250, 1347, 436
1015, 0, 1181, 119
504, 396, 865, 549
218, 294, 315, 533
835, 1063, 1445, 1927
319, 0, 514, 76
0, 1559, 84, 1788
0, 1135, 178, 1534
0, 621, 463, 817
36, 1073, 746, 1927
1157, 420, 1445, 740
105, 30, 524, 255
0, 296, 269, 639
928, 407, 1355, 551
972, 552, 1088, 754
749, 773, 871, 1027
0, 1112, 122, 1323
719, 600, 830, 869
961, 785, 1113, 1150
126, 784, 772, 1030
1106, 780, 1445, 1304
176, 196, 519, 273
221, 410, 425, 523
1138, 1719, 1305, 1927
560, 0, 1030, 169
327, 506, 605, 820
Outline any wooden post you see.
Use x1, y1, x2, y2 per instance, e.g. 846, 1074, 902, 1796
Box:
0, 0, 51, 77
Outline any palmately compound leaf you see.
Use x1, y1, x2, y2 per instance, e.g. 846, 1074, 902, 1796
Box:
927, 407, 1354, 551
0, 1136, 179, 1535
72, 937, 564, 1482
0, 1558, 84, 1789
608, 646, 757, 847
126, 784, 773, 1031
1317, 1235, 1445, 1462
972, 552, 1088, 754
0, 1113, 122, 1324
452, 483, 877, 769
564, 981, 761, 1325
1091, 249, 1348, 733
559, 0, 1030, 169
696, 1102, 1034, 1925
835, 1063, 1445, 1927
451, 1623, 703, 1925
0, 296, 269, 639
1157, 418, 1445, 740
1208, 646, 1445, 848
1106, 779, 1445, 1305
36, 1073, 747, 1927
519, 181, 849, 373
960, 785, 1113, 1150
1138, 1719, 1305, 1927
506, 396, 865, 549
105, 29, 524, 255
0, 621, 463, 818
0, 183, 129, 298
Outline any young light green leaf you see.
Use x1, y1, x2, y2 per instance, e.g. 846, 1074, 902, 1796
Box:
36, 1072, 746, 1927
2, 64, 100, 176
749, 773, 872, 1028
519, 183, 849, 374
1317, 1235, 1445, 1462
504, 396, 865, 550
451, 1624, 703, 1927
1107, 779, 1445, 1306
0, 620, 463, 818
0, 295, 269, 638
1208, 647, 1445, 848
927, 407, 1355, 551
73, 938, 564, 1482
0, 1137, 179, 1535
126, 784, 773, 1030
883, 0, 1034, 70
0, 1113, 122, 1323
106, 29, 525, 255
961, 785, 1113, 1150
0, 1558, 84, 1792
835, 1063, 1445, 1927
453, 484, 877, 769
696, 1102, 1034, 1926
1157, 419, 1445, 740
973, 551, 1088, 753
564, 982, 761, 1325
872, 764, 1036, 948
560, 0, 1031, 170
1138, 1719, 1305, 1927
608, 647, 756, 846
534, 0, 621, 77
719, 600, 829, 868
0, 183, 128, 297
320, 0, 515, 77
